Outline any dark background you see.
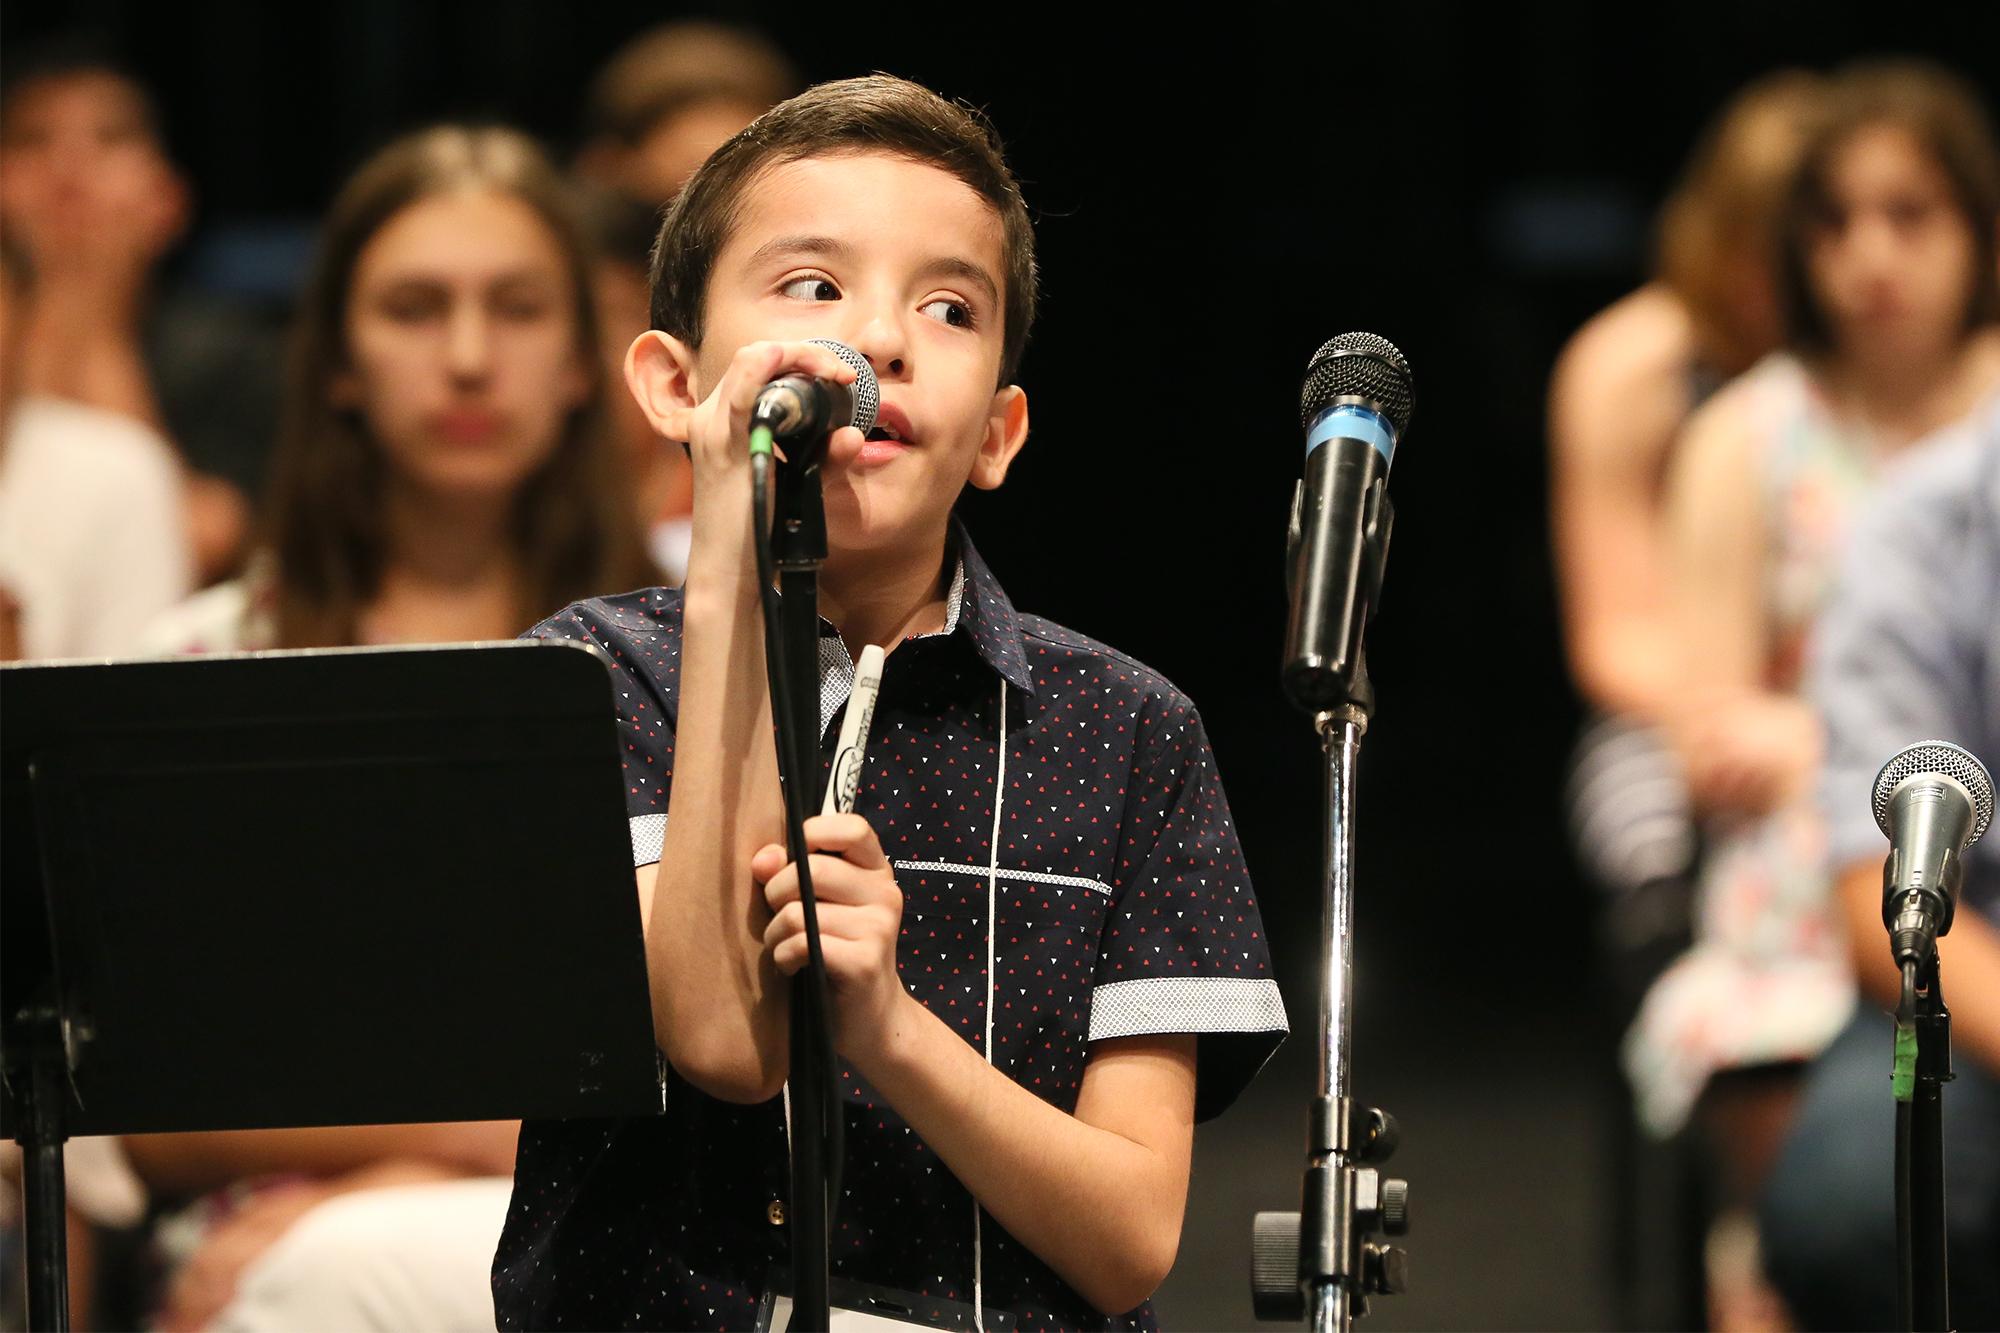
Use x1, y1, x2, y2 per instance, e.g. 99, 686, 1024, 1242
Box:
9, 2, 2000, 1326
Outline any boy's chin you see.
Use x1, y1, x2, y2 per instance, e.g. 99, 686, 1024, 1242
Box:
822, 491, 949, 565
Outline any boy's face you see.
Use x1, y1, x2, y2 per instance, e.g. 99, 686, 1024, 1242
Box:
0, 72, 186, 258
679, 150, 1027, 561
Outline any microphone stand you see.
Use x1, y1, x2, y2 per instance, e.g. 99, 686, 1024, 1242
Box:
1252, 654, 1409, 1333
1896, 952, 1952, 1332
763, 449, 839, 1332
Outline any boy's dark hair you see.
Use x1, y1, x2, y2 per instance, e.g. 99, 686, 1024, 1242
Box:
0, 31, 164, 145
648, 74, 1039, 386
1778, 59, 2000, 353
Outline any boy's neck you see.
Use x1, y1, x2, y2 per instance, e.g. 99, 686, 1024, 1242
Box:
817, 528, 954, 659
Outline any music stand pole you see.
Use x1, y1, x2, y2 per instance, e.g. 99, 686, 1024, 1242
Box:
16, 1006, 73, 1330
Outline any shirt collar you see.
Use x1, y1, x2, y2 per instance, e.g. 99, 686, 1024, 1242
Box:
946, 514, 1037, 696
814, 515, 1036, 705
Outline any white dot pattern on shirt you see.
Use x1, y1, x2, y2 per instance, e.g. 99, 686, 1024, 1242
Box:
494, 532, 1285, 1333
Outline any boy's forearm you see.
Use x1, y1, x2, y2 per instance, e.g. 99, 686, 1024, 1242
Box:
854, 996, 1189, 1315
649, 543, 792, 1102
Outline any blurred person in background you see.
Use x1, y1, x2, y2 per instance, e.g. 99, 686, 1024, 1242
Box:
572, 20, 797, 584
0, 36, 280, 585
1626, 59, 2000, 1328
572, 20, 796, 213
1550, 73, 1824, 1326
1554, 69, 1826, 1023
1553, 70, 1825, 723
145, 123, 651, 655
0, 227, 192, 661
1760, 393, 2000, 1331
122, 124, 650, 1332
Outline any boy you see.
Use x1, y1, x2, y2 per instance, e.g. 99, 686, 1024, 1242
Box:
494, 75, 1286, 1330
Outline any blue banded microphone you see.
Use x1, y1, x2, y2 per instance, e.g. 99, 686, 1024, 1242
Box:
751, 338, 880, 462
1282, 332, 1414, 712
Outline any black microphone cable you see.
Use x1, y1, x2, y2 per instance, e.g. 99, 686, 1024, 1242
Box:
749, 429, 846, 1222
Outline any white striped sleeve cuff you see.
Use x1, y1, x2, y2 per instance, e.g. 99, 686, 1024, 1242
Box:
1087, 976, 1289, 1042
629, 813, 667, 868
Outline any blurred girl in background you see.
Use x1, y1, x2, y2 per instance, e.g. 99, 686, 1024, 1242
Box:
147, 123, 649, 654
1627, 60, 2000, 1330
1550, 75, 1826, 1325
129, 123, 650, 1332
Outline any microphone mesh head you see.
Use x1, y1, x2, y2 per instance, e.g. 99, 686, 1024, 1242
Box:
1299, 332, 1415, 434
807, 338, 879, 434
1872, 740, 1995, 844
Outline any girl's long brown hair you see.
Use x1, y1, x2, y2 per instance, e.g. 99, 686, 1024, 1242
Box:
266, 124, 652, 648
1655, 70, 1828, 376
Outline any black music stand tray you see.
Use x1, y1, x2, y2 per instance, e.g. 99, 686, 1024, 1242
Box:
1, 641, 663, 1331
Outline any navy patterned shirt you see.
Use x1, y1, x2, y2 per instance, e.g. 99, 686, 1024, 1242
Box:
493, 521, 1287, 1331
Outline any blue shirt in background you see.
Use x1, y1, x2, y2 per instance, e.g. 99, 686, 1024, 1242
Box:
1811, 396, 2000, 918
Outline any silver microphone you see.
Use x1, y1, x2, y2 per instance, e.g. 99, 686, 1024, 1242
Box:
751, 338, 880, 448
1871, 741, 1996, 965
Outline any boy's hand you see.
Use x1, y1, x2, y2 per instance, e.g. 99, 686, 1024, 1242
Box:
754, 813, 911, 1064
656, 340, 867, 486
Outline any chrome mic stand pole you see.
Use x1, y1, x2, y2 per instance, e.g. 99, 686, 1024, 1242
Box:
1253, 665, 1408, 1333
1311, 705, 1365, 1333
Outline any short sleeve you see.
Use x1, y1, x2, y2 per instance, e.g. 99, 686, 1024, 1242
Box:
524, 591, 682, 868
1809, 433, 1991, 874
1091, 694, 1286, 1120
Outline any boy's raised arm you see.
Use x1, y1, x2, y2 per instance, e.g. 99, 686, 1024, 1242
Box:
636, 337, 863, 1103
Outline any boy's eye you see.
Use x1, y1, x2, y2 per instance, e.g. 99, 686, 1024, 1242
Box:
920, 298, 973, 328
780, 275, 841, 302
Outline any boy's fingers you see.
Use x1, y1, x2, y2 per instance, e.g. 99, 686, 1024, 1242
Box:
657, 406, 692, 444
716, 341, 858, 431
801, 813, 889, 869
750, 842, 788, 883
762, 855, 887, 911
825, 426, 865, 466
769, 923, 884, 978
763, 902, 890, 955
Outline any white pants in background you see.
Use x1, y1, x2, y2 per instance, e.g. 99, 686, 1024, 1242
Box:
210, 1178, 513, 1333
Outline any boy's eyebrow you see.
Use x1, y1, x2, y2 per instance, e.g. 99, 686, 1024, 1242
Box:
747, 234, 1001, 308
745, 234, 858, 270
916, 256, 1001, 309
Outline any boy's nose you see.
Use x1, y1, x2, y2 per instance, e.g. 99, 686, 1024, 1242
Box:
849, 312, 907, 381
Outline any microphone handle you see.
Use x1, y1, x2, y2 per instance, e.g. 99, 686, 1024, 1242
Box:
1283, 433, 1391, 712
755, 374, 856, 445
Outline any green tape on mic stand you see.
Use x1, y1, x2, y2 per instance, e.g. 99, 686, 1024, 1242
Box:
1892, 1021, 1918, 1102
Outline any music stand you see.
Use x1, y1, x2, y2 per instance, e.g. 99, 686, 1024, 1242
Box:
1, 641, 663, 1331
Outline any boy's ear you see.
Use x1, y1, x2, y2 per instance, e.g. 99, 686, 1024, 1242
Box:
967, 385, 1029, 492
625, 329, 702, 439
